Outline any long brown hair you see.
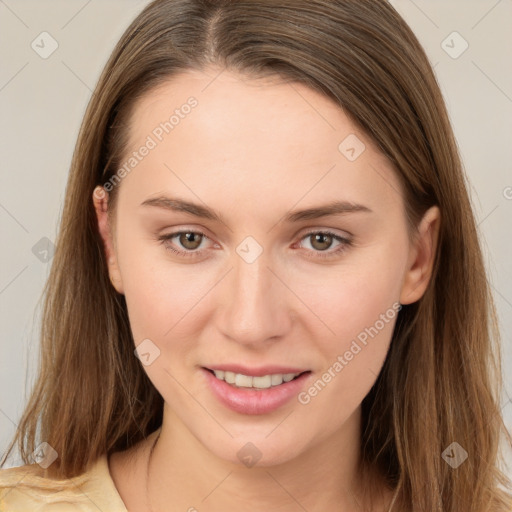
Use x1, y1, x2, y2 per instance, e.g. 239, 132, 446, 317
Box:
2, 1, 511, 510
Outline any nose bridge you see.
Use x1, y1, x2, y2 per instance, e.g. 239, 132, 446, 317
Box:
219, 244, 289, 344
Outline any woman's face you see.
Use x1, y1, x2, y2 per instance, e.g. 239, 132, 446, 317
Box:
95, 68, 438, 467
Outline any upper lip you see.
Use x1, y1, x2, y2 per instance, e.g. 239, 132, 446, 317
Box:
204, 364, 310, 377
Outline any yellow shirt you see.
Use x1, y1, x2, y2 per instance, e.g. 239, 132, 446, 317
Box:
0, 453, 128, 511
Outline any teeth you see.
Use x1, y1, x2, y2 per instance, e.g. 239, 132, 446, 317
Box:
224, 371, 236, 384
271, 374, 282, 386
235, 373, 253, 387
212, 370, 301, 389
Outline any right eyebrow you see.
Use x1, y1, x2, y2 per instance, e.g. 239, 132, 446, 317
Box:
140, 196, 224, 222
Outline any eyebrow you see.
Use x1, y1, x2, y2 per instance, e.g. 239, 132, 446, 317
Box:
140, 196, 373, 223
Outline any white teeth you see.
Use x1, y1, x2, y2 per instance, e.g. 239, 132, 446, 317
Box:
211, 370, 302, 389
224, 371, 236, 384
271, 374, 283, 386
252, 375, 272, 389
235, 373, 253, 387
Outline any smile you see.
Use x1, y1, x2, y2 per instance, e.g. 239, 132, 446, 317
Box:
209, 369, 305, 389
202, 367, 312, 415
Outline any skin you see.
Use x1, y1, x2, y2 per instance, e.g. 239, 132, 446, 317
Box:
93, 67, 440, 511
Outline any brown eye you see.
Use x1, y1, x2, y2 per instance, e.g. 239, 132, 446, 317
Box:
158, 230, 211, 258
297, 230, 352, 260
309, 233, 334, 251
178, 232, 203, 250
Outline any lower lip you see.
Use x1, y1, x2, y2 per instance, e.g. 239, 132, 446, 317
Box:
202, 368, 311, 415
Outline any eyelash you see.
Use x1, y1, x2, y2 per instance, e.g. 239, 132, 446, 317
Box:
157, 229, 353, 260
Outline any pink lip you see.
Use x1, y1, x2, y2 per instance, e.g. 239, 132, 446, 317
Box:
202, 367, 312, 415
205, 364, 308, 377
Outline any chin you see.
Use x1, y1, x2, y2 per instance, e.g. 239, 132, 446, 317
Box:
200, 431, 309, 469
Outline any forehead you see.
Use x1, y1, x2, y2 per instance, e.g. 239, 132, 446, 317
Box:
128, 67, 357, 149
118, 67, 403, 219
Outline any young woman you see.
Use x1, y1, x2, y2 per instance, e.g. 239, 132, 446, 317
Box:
1, 1, 511, 511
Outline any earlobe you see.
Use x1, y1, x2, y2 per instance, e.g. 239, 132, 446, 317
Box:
399, 205, 441, 305
92, 186, 124, 294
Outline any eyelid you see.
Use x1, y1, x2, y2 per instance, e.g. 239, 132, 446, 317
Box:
296, 225, 352, 240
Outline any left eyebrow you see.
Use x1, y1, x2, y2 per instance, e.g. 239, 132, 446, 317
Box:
140, 196, 373, 223
283, 200, 373, 222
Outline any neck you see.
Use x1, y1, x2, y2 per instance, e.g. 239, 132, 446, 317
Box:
146, 404, 388, 512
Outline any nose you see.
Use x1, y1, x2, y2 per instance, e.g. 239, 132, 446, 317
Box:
217, 248, 292, 347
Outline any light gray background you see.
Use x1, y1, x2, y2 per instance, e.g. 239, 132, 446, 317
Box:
1, 0, 511, 477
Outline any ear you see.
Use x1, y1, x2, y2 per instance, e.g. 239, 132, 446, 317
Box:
92, 186, 124, 294
399, 205, 441, 305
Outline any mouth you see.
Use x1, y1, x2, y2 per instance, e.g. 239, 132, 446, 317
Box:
201, 366, 313, 415
203, 368, 310, 390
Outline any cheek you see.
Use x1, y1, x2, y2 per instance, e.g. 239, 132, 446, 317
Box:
298, 240, 405, 342
116, 235, 214, 346
295, 291, 399, 430
293, 242, 405, 407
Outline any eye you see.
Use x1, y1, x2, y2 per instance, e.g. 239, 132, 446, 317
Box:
158, 230, 213, 258
157, 229, 353, 261
297, 230, 352, 259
